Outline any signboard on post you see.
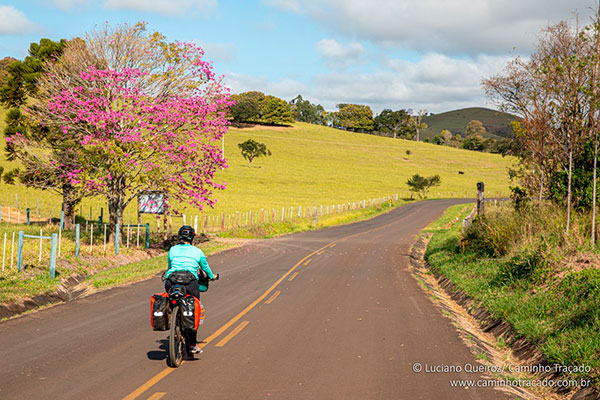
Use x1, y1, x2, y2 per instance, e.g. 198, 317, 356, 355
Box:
139, 192, 165, 214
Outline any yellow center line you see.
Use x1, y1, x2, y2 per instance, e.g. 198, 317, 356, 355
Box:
329, 243, 337, 248
146, 393, 166, 400
215, 321, 250, 347
287, 272, 299, 281
264, 290, 281, 304
303, 259, 312, 266
122, 240, 335, 400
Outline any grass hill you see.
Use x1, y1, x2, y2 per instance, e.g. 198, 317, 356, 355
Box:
421, 107, 518, 140
0, 107, 515, 223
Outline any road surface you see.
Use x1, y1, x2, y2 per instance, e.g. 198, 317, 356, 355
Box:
0, 199, 512, 400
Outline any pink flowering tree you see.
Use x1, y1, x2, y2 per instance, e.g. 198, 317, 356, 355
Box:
10, 24, 232, 242
41, 49, 231, 243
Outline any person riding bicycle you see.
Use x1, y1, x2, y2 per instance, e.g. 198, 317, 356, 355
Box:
165, 225, 216, 354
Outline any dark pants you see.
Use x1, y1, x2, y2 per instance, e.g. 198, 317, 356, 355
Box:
165, 279, 200, 346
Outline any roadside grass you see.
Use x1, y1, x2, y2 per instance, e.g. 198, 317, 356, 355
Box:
0, 236, 239, 304
88, 240, 237, 290
425, 204, 600, 385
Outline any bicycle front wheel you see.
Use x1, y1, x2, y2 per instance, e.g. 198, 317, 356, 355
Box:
168, 305, 185, 368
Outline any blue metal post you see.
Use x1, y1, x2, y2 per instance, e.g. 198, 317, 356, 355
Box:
115, 223, 120, 255
75, 224, 80, 258
50, 233, 57, 278
17, 231, 24, 272
26, 208, 30, 225
60, 210, 64, 229
145, 223, 149, 249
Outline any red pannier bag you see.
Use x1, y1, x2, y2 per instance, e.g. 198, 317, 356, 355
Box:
151, 293, 170, 331
181, 295, 205, 332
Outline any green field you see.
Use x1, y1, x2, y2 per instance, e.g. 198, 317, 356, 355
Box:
1, 108, 515, 225
421, 107, 518, 140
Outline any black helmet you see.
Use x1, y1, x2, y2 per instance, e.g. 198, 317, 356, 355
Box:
178, 225, 195, 242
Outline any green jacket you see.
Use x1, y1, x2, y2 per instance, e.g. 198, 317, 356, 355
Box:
166, 244, 215, 291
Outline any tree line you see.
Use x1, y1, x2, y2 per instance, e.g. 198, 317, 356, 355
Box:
484, 12, 600, 241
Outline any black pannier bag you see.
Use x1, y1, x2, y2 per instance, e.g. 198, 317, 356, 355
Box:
151, 293, 170, 331
181, 295, 203, 332
168, 270, 195, 285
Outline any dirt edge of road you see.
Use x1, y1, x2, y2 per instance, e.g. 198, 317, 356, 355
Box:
409, 233, 599, 400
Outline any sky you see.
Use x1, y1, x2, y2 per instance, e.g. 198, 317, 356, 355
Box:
0, 0, 596, 114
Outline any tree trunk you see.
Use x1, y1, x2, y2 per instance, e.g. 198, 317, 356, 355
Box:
538, 165, 544, 205
593, 130, 598, 244
108, 195, 124, 245
61, 183, 80, 229
566, 146, 573, 234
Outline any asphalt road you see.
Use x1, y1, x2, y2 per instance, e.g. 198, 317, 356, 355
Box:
0, 199, 512, 400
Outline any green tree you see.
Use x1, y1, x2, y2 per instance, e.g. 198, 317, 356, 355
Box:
261, 95, 294, 125
406, 174, 441, 198
289, 94, 326, 124
230, 91, 293, 125
0, 38, 67, 108
333, 103, 374, 132
238, 139, 272, 167
374, 109, 412, 138
230, 91, 265, 123
3, 168, 20, 185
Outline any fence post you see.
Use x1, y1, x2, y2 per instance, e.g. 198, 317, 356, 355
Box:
60, 210, 64, 230
17, 231, 24, 272
145, 223, 149, 249
27, 208, 30, 225
115, 223, 120, 255
2, 232, 6, 271
477, 182, 485, 216
90, 224, 94, 254
50, 233, 57, 279
75, 224, 80, 258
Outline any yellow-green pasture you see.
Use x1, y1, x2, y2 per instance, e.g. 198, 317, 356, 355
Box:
1, 107, 515, 229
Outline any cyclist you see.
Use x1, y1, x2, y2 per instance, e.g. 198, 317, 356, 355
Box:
165, 225, 217, 354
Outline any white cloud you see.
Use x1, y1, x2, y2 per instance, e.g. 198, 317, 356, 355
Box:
311, 54, 512, 113
103, 0, 217, 16
316, 38, 365, 68
268, 0, 595, 55
224, 53, 512, 114
199, 42, 236, 63
0, 6, 38, 35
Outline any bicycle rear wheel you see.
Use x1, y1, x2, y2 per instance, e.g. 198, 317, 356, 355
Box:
168, 305, 185, 367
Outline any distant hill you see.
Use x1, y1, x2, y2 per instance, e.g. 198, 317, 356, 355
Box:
421, 107, 519, 140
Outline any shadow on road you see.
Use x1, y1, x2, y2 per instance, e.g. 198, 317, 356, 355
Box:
147, 339, 168, 361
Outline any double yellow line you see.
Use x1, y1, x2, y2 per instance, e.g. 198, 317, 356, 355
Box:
122, 240, 335, 400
